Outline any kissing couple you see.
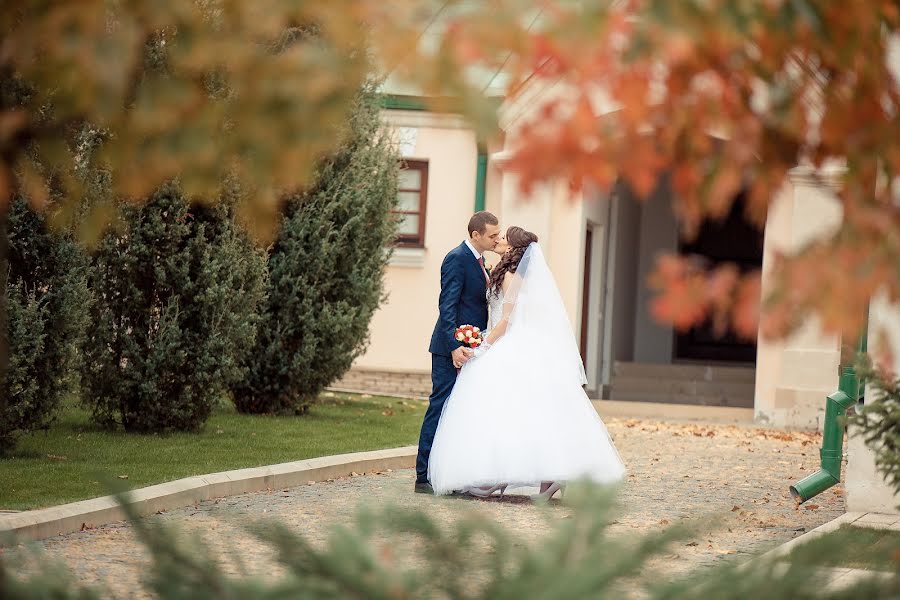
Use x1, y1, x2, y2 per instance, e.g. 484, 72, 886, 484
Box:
415, 211, 625, 500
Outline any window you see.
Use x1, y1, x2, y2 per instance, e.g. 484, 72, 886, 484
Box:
394, 160, 428, 247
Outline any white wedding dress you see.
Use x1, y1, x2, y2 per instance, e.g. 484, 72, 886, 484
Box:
428, 243, 626, 495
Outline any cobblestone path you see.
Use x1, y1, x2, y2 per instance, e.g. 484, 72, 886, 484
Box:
7, 418, 844, 596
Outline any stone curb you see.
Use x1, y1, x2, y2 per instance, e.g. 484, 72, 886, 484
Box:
759, 509, 900, 563
757, 511, 867, 561
753, 511, 899, 589
0, 445, 417, 545
327, 387, 428, 401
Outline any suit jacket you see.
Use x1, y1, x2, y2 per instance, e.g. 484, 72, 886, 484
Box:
428, 241, 489, 356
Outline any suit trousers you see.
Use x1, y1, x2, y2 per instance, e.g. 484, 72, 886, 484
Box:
416, 353, 457, 483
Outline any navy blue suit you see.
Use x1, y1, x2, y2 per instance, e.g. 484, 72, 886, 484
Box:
416, 241, 489, 483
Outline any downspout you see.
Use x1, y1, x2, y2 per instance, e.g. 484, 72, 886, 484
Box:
789, 368, 859, 503
474, 149, 487, 212
789, 329, 867, 504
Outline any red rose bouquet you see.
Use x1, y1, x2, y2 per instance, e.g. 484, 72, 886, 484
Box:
454, 324, 483, 348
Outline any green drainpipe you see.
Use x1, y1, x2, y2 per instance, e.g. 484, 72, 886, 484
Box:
474, 151, 487, 212
789, 367, 859, 503
789, 323, 867, 504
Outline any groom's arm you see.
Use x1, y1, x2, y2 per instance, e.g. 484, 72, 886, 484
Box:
436, 253, 465, 356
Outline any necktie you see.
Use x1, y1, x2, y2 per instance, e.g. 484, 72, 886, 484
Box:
478, 256, 489, 284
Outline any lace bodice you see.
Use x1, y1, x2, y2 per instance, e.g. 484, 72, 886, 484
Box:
487, 290, 505, 331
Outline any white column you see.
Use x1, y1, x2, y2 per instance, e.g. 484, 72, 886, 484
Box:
753, 167, 843, 429
846, 292, 900, 513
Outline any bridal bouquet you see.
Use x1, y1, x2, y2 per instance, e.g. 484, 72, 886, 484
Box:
454, 324, 483, 348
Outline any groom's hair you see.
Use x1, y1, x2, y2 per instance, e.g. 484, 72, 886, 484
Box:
468, 211, 499, 236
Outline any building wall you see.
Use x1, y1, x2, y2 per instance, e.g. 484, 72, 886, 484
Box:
632, 180, 679, 363
496, 174, 585, 335
581, 185, 614, 392
353, 109, 479, 374
601, 183, 641, 384
547, 182, 587, 330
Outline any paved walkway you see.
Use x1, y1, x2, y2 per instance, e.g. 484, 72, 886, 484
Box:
6, 418, 844, 596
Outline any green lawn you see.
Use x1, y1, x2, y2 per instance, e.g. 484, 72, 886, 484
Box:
787, 525, 900, 571
0, 393, 424, 511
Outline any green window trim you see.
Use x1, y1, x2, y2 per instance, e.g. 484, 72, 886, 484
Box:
379, 95, 430, 111
379, 94, 492, 212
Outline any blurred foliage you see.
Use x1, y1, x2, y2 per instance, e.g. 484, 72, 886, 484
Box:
0, 1, 385, 241
851, 359, 900, 496
1, 485, 898, 598
233, 87, 399, 415
430, 0, 899, 345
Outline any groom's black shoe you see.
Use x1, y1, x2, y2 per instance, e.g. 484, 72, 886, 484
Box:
414, 481, 434, 494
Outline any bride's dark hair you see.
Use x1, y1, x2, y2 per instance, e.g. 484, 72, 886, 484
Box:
488, 226, 538, 298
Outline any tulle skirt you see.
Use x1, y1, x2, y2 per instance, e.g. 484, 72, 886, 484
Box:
428, 333, 626, 495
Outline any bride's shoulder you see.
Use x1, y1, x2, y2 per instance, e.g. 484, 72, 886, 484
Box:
500, 270, 517, 291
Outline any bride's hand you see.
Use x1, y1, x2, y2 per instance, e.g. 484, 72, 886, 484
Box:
472, 341, 491, 358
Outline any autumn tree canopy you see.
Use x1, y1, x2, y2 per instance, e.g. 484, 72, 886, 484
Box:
2, 0, 898, 362
429, 1, 898, 351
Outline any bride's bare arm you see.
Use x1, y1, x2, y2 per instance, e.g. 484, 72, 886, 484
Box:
483, 273, 516, 346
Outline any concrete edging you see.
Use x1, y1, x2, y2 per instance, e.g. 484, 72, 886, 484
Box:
758, 511, 867, 561
763, 510, 900, 560
0, 445, 417, 544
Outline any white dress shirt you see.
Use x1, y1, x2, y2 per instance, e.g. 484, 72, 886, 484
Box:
464, 239, 482, 259
465, 239, 489, 283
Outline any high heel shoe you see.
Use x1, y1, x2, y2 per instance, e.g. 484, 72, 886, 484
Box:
468, 484, 508, 498
531, 481, 564, 502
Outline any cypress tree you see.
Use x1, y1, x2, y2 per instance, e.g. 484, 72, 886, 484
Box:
2, 197, 90, 453
82, 182, 267, 432
233, 88, 399, 414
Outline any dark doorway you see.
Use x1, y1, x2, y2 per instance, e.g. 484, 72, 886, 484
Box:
675, 191, 763, 363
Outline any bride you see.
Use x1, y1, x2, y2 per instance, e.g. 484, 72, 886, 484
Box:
428, 226, 626, 500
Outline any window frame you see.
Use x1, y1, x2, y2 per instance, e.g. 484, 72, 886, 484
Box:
394, 159, 428, 248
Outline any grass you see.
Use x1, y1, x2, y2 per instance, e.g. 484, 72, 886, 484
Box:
0, 393, 424, 511
787, 525, 900, 571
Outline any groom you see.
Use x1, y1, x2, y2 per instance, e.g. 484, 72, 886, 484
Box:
414, 211, 501, 494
